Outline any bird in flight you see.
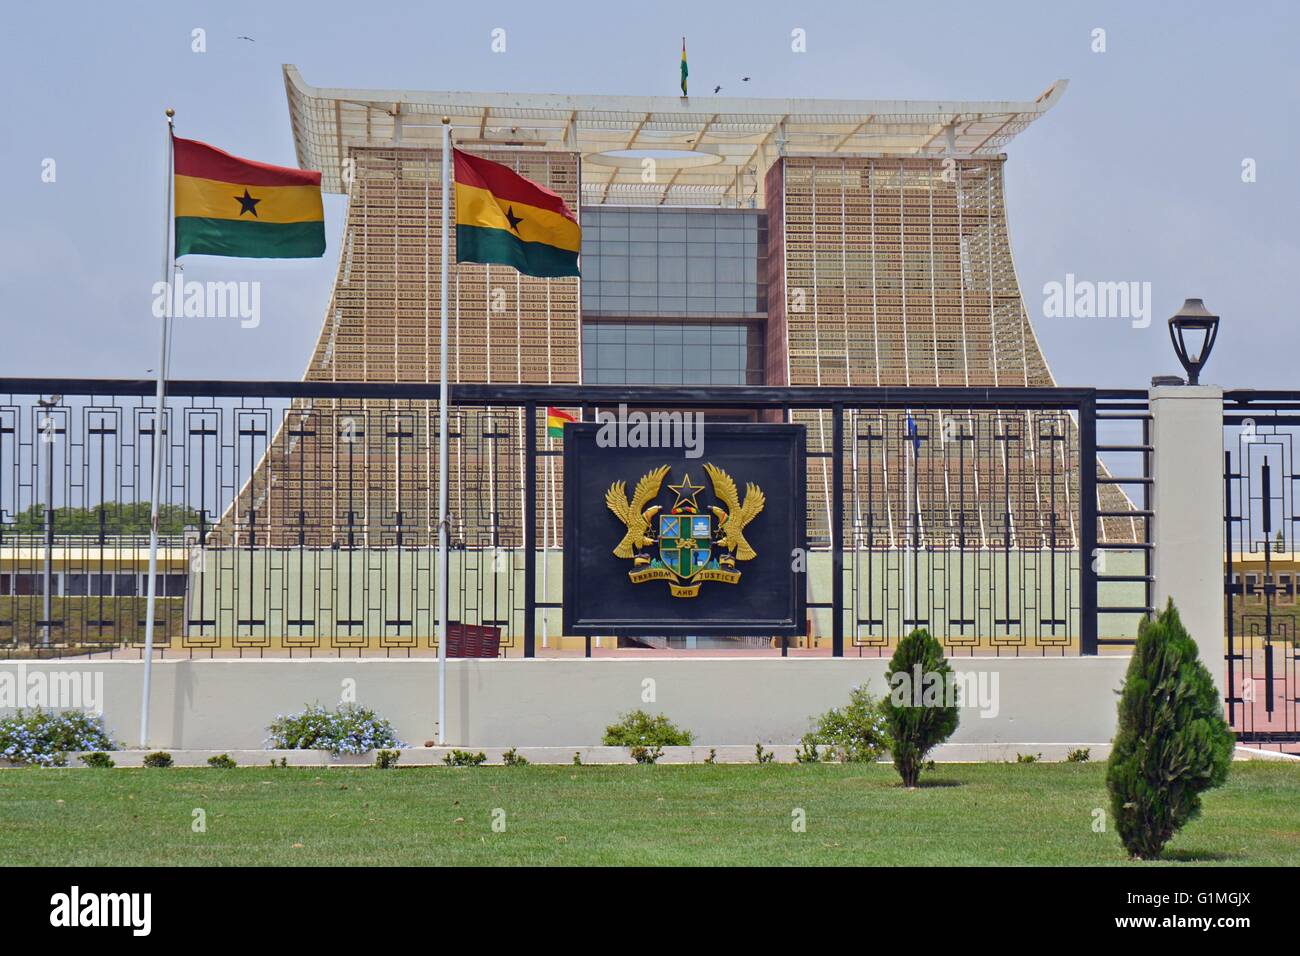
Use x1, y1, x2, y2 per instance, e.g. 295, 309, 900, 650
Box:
236, 35, 255, 42
714, 85, 722, 94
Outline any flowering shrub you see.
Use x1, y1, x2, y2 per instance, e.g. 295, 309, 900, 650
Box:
0, 709, 117, 767
266, 703, 403, 755
800, 684, 889, 763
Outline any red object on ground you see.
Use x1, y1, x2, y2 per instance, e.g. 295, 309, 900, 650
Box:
446, 623, 501, 658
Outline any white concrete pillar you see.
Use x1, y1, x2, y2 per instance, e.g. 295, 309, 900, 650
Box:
1150, 385, 1224, 693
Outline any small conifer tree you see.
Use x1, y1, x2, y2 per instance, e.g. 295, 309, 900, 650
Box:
882, 629, 960, 787
1106, 600, 1234, 859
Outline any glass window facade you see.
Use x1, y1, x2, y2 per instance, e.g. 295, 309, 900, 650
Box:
580, 206, 766, 316
582, 321, 766, 385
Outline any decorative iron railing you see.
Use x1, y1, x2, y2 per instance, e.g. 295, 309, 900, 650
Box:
0, 378, 1143, 659
1224, 390, 1300, 745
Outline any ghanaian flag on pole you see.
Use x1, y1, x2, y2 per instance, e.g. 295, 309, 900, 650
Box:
546, 407, 577, 439
453, 148, 580, 278
680, 37, 688, 96
173, 136, 325, 258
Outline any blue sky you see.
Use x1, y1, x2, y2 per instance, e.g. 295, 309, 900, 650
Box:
1, 0, 1296, 387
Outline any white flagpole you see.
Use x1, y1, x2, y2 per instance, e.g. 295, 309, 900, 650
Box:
904, 411, 912, 638
541, 437, 550, 649
436, 117, 451, 745
140, 108, 175, 747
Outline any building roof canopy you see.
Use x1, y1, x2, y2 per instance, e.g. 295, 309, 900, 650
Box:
283, 65, 1067, 206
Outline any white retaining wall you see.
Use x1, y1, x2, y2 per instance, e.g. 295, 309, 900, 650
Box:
1, 656, 1130, 750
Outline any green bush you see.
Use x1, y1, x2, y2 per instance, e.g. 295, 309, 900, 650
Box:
265, 703, 403, 755
1015, 752, 1041, 764
142, 751, 173, 768
442, 749, 487, 767
207, 753, 237, 769
501, 747, 529, 767
374, 749, 401, 769
1106, 600, 1234, 860
602, 710, 694, 749
800, 684, 888, 763
882, 629, 960, 787
1066, 748, 1091, 763
81, 751, 115, 768
794, 739, 824, 763
0, 709, 116, 766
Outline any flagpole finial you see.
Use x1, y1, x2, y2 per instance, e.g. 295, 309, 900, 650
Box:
165, 108, 174, 118
441, 116, 450, 125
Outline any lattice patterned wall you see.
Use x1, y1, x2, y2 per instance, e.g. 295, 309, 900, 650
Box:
769, 155, 1048, 391
767, 155, 1136, 546
219, 147, 580, 549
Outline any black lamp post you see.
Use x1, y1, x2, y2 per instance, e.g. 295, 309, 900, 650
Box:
1167, 297, 1220, 386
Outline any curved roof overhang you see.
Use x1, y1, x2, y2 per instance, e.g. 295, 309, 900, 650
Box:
283, 64, 1067, 206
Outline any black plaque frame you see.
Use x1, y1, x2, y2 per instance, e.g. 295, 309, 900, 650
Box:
562, 422, 807, 637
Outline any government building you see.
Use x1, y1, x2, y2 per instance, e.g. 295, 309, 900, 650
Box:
194, 66, 1140, 655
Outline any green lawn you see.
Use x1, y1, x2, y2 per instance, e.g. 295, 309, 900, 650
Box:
2, 762, 1297, 866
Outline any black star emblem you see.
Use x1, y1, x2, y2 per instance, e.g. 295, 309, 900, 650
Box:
504, 206, 523, 233
667, 473, 706, 514
234, 188, 261, 217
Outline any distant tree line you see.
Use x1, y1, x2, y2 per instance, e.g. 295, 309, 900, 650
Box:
4, 503, 201, 535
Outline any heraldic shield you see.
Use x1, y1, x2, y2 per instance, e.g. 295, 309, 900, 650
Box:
658, 513, 712, 580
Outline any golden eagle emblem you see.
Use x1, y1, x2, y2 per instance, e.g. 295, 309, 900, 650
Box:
703, 462, 766, 568
604, 464, 670, 563
605, 463, 764, 598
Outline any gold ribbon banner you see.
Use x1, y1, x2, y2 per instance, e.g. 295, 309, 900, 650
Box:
694, 568, 741, 585
629, 567, 675, 584
628, 566, 742, 597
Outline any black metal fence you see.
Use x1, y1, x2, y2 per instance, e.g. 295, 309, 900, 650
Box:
1224, 390, 1300, 745
0, 377, 1147, 659
1094, 390, 1156, 647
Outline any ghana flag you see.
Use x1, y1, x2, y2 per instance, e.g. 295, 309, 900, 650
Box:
453, 148, 580, 278
173, 136, 325, 259
546, 407, 576, 438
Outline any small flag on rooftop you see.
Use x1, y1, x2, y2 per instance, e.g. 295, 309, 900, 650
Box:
547, 407, 577, 439
680, 37, 688, 96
